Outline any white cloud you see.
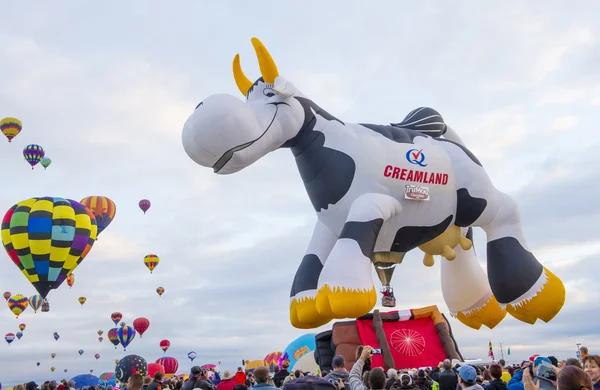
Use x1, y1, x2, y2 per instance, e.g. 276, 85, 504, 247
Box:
551, 115, 579, 132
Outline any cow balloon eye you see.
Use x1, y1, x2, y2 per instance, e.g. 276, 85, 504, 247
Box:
263, 88, 275, 98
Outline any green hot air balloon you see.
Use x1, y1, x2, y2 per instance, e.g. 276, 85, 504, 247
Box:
41, 157, 52, 170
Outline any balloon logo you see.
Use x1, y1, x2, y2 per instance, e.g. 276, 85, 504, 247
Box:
78, 297, 87, 306
1, 117, 22, 142
23, 144, 45, 169
7, 294, 29, 318
3, 291, 11, 301
111, 312, 122, 326
133, 317, 150, 338
80, 196, 117, 236
159, 339, 170, 353
107, 328, 120, 349
2, 198, 98, 299
156, 287, 165, 297
29, 295, 42, 313
41, 157, 52, 170
67, 274, 75, 288
139, 199, 151, 214
144, 254, 159, 273
116, 325, 136, 351
5, 333, 15, 345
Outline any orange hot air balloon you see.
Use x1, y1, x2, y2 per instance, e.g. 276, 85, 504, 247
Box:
156, 287, 165, 297
67, 274, 75, 288
78, 297, 87, 306
80, 196, 117, 236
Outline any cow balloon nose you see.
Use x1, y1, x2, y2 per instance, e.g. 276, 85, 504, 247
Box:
182, 93, 259, 168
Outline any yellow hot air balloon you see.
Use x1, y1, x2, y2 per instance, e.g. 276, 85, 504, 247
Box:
7, 294, 28, 318
78, 297, 87, 306
80, 196, 116, 236
51, 353, 56, 359
144, 254, 159, 273
1, 198, 97, 300
0, 117, 22, 142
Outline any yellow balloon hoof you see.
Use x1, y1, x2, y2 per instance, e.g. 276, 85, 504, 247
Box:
423, 253, 435, 267
459, 237, 472, 250
290, 296, 333, 329
316, 284, 377, 320
506, 267, 566, 324
442, 245, 456, 260
456, 295, 507, 330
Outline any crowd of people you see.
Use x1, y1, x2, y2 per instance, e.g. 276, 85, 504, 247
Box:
9, 346, 600, 390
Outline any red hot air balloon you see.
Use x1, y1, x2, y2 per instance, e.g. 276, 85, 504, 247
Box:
3, 292, 11, 301
159, 339, 170, 353
156, 357, 178, 378
133, 317, 150, 338
67, 274, 75, 288
148, 362, 165, 377
139, 199, 151, 214
111, 312, 122, 326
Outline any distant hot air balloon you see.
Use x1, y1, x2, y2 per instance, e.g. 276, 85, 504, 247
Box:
111, 312, 122, 326
98, 336, 103, 343
114, 359, 119, 365
156, 287, 165, 297
159, 339, 170, 353
37, 362, 41, 367
156, 357, 178, 379
90, 369, 93, 374
51, 353, 56, 359
0, 117, 22, 142
133, 317, 150, 338
97, 330, 103, 336
29, 295, 42, 313
53, 332, 60, 341
144, 254, 159, 273
188, 351, 197, 362
78, 297, 87, 306
2, 198, 98, 300
79, 349, 84, 356
80, 196, 117, 236
23, 144, 45, 169
19, 323, 26, 331
107, 328, 120, 349
64, 369, 68, 373
95, 353, 100, 360
67, 274, 75, 288
139, 199, 151, 214
7, 294, 28, 318
116, 326, 136, 351
120, 321, 126, 327
51, 366, 55, 372
16, 331, 23, 340
5, 333, 15, 345
3, 292, 10, 301
41, 157, 52, 170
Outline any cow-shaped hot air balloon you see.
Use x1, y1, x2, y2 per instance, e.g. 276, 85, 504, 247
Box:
181, 37, 566, 330
2, 198, 98, 301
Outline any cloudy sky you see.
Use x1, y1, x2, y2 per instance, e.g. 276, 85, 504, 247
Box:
1, 0, 599, 384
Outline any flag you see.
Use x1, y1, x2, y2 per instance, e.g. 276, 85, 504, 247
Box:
488, 341, 495, 360
508, 347, 511, 356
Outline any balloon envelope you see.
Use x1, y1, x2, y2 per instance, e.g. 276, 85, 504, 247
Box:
283, 333, 316, 371
70, 374, 99, 389
116, 326, 136, 350
144, 254, 159, 273
159, 339, 170, 352
155, 357, 178, 378
7, 294, 28, 318
133, 317, 150, 338
147, 363, 165, 377
139, 199, 151, 213
111, 312, 122, 326
115, 355, 147, 382
41, 157, 52, 169
156, 287, 165, 296
0, 117, 22, 142
29, 295, 42, 313
80, 196, 116, 236
1, 197, 98, 299
23, 144, 45, 169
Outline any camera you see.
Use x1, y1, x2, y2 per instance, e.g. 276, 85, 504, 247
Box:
372, 349, 382, 355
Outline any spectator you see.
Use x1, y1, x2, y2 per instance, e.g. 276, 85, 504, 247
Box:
143, 376, 153, 390
386, 370, 398, 390
583, 355, 600, 390
324, 356, 350, 386
217, 371, 236, 390
484, 364, 507, 390
183, 367, 217, 390
581, 347, 589, 362
566, 359, 582, 369
415, 370, 433, 390
348, 346, 386, 390
254, 367, 277, 390
391, 374, 419, 390
457, 366, 483, 390
275, 361, 291, 388
149, 373, 164, 390
235, 368, 248, 386
438, 360, 458, 390
129, 375, 144, 390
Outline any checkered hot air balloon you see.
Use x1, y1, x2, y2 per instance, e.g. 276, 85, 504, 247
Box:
80, 196, 116, 236
1, 198, 98, 300
29, 295, 42, 313
7, 294, 28, 318
144, 254, 159, 273
23, 144, 45, 169
0, 117, 22, 142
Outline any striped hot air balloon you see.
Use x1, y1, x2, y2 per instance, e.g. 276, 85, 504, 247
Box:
0, 117, 22, 142
23, 144, 45, 169
156, 357, 178, 379
133, 317, 150, 338
19, 323, 26, 331
3, 291, 11, 301
116, 326, 136, 351
29, 295, 42, 313
5, 333, 15, 345
80, 196, 116, 236
111, 312, 122, 326
7, 294, 28, 318
1, 198, 97, 299
107, 328, 120, 349
144, 254, 159, 273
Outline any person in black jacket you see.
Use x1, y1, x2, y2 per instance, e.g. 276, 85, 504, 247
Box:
274, 361, 290, 388
483, 364, 507, 390
148, 373, 164, 390
438, 360, 458, 390
183, 367, 217, 390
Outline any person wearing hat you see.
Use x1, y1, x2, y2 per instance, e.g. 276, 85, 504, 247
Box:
217, 371, 236, 390
458, 366, 483, 390
183, 367, 217, 390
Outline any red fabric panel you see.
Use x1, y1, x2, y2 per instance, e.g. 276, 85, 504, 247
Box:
356, 317, 446, 369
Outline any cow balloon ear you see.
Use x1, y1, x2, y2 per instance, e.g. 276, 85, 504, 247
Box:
273, 76, 295, 98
